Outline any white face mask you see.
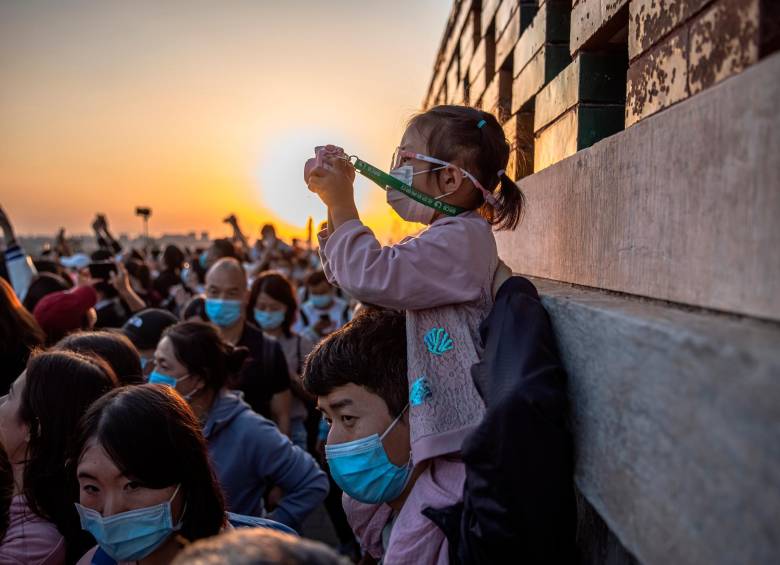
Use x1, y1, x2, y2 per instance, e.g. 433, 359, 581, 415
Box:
386, 165, 454, 225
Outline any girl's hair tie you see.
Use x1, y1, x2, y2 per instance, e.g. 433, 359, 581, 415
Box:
476, 119, 487, 129
497, 169, 506, 178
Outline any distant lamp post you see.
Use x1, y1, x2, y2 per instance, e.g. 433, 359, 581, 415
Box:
135, 207, 152, 247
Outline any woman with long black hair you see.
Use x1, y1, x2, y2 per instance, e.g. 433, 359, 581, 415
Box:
0, 350, 117, 564
247, 272, 317, 450
73, 385, 227, 564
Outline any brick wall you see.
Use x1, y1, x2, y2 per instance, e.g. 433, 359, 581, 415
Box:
424, 0, 777, 173
422, 3, 780, 564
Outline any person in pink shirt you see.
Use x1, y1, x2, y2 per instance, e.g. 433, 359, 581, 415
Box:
305, 106, 524, 564
306, 105, 524, 467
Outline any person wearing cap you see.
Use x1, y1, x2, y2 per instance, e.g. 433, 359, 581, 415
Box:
33, 285, 98, 345
122, 308, 179, 376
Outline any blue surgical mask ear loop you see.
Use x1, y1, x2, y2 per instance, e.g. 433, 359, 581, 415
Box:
381, 403, 412, 468
172, 484, 188, 528
380, 403, 410, 442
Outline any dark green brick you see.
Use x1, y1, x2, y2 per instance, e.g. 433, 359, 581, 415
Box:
535, 51, 628, 131
513, 1, 571, 77
534, 104, 625, 170
511, 43, 571, 114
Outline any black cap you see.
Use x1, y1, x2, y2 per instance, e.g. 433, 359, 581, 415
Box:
122, 308, 179, 351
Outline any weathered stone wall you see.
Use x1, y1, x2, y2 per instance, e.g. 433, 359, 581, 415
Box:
424, 0, 778, 173
423, 2, 780, 563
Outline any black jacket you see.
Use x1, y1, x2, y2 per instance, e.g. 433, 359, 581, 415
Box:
423, 276, 577, 564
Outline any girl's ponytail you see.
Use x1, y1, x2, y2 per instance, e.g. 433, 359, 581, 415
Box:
493, 170, 525, 231
475, 109, 526, 231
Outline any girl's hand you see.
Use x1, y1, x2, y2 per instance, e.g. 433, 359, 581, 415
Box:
306, 145, 356, 209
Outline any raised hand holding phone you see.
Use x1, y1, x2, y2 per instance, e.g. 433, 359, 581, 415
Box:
109, 262, 146, 313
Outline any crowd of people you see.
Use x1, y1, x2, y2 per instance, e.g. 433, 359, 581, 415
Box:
0, 105, 576, 565
0, 204, 360, 563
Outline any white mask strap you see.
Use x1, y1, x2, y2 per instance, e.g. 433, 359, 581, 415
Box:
408, 152, 498, 206
411, 164, 446, 177
380, 403, 410, 441
175, 374, 191, 385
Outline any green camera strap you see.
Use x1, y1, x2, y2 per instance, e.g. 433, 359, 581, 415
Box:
350, 156, 466, 217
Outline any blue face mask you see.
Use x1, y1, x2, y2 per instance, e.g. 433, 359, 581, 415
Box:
139, 356, 150, 371
205, 298, 243, 327
148, 370, 189, 388
148, 371, 174, 387
310, 293, 332, 309
75, 485, 183, 562
325, 405, 412, 504
254, 309, 285, 330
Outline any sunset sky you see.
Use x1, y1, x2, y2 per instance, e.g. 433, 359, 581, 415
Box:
0, 0, 451, 242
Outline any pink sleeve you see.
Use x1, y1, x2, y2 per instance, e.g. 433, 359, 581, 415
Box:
322, 217, 496, 310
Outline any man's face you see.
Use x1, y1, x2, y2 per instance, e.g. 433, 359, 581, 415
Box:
318, 383, 410, 467
308, 281, 333, 298
205, 265, 247, 305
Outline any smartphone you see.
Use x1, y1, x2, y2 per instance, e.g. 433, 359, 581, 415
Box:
88, 261, 117, 280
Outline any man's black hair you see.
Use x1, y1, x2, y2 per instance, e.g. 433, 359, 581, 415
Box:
303, 308, 407, 416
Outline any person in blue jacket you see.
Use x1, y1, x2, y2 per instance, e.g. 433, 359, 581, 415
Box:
149, 320, 329, 532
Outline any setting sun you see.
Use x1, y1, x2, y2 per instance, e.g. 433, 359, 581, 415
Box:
0, 0, 451, 242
